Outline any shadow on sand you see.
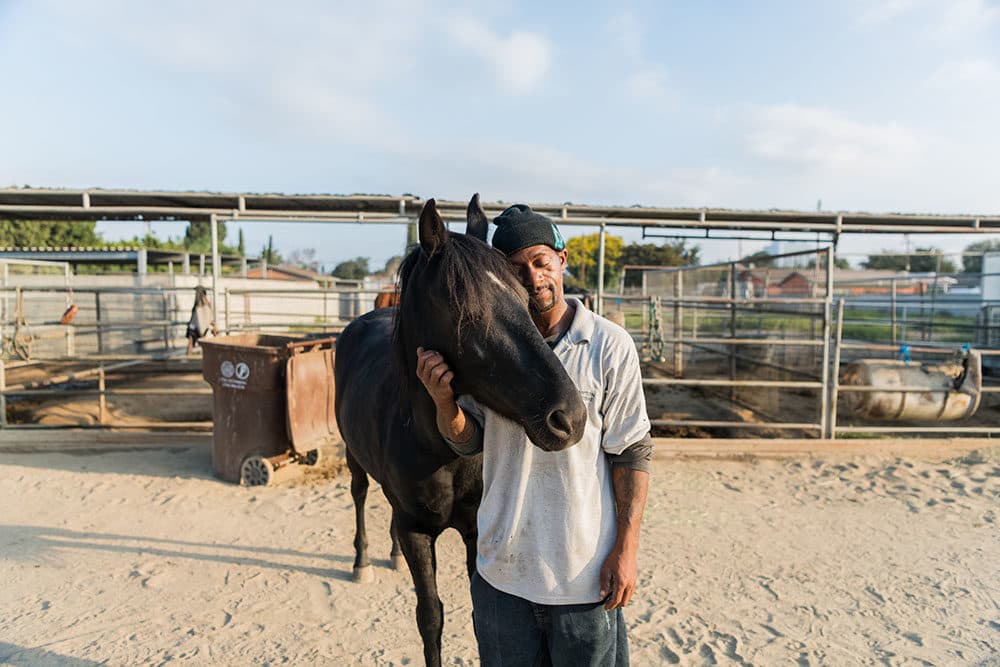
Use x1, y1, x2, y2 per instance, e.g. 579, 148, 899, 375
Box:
1, 524, 356, 581
0, 443, 217, 480
0, 642, 105, 667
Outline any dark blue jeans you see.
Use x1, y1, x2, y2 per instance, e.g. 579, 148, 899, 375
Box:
470, 571, 629, 667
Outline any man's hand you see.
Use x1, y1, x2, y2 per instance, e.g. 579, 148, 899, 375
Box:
415, 347, 455, 408
416, 347, 476, 446
600, 466, 649, 610
599, 544, 637, 610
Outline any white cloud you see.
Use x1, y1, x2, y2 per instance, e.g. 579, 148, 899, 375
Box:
607, 11, 643, 63
604, 11, 676, 106
624, 67, 673, 105
858, 0, 925, 25
929, 58, 1000, 87
858, 0, 1000, 33
937, 0, 1000, 33
444, 17, 552, 94
746, 104, 923, 172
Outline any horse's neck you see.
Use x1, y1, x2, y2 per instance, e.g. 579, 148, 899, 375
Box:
405, 375, 459, 459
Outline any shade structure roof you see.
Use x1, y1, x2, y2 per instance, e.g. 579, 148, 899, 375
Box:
2, 187, 999, 235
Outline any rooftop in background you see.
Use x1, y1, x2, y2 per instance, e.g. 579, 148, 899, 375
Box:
0, 246, 252, 266
245, 264, 358, 287
2, 187, 999, 235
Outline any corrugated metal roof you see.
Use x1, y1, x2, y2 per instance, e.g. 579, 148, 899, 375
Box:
1, 187, 998, 234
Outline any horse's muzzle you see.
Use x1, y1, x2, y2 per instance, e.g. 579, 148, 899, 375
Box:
539, 397, 587, 451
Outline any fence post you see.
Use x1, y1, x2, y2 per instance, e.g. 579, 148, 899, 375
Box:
673, 271, 683, 378
94, 291, 103, 354
596, 223, 606, 316
729, 262, 737, 398
819, 247, 834, 439
162, 292, 171, 350
891, 279, 897, 344
829, 299, 845, 440
0, 356, 6, 428
224, 288, 231, 334
98, 366, 107, 425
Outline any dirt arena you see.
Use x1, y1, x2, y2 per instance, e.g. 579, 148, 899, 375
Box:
1, 437, 998, 666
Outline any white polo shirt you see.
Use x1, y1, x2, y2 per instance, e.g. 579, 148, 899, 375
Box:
459, 299, 650, 604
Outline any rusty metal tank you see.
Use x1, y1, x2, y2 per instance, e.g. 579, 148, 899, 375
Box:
840, 351, 981, 421
201, 334, 341, 485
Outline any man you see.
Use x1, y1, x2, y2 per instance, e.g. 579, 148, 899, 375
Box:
416, 204, 651, 666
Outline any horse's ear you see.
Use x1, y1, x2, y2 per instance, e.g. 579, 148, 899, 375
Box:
418, 198, 448, 256
466, 193, 488, 242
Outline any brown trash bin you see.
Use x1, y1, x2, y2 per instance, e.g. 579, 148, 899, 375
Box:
201, 334, 340, 486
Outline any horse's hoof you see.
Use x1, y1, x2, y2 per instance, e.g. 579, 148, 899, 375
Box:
353, 565, 374, 583
391, 553, 406, 571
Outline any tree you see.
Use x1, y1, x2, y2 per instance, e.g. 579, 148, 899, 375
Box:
237, 229, 246, 257
863, 247, 956, 274
961, 239, 1000, 274
619, 241, 701, 287
565, 233, 624, 290
740, 250, 776, 268
805, 256, 852, 270
381, 255, 404, 277
287, 247, 320, 272
262, 235, 283, 265
183, 219, 228, 252
0, 220, 101, 247
332, 257, 370, 280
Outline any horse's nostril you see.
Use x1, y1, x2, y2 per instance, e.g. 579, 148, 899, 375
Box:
547, 409, 573, 438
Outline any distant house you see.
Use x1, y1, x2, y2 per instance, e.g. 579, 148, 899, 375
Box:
774, 270, 955, 297
245, 264, 358, 288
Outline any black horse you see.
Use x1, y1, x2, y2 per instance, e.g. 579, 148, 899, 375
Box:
334, 195, 587, 666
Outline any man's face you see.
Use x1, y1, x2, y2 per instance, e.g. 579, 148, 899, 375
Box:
507, 244, 567, 315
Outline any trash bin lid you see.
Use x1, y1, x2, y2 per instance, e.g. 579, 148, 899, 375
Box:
285, 347, 340, 453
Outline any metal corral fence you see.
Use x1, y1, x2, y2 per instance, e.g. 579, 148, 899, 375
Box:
0, 279, 385, 429
4, 253, 1000, 439
611, 249, 1000, 439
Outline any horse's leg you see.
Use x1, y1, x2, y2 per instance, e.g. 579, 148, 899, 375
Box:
346, 450, 374, 583
454, 497, 479, 580
390, 514, 405, 571
461, 527, 477, 580
397, 528, 444, 667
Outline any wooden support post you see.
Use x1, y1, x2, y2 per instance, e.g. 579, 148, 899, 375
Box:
98, 366, 107, 425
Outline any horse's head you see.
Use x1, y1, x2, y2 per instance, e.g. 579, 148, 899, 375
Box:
394, 195, 586, 452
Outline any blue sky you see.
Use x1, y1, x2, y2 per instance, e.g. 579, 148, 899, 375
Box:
2, 0, 999, 269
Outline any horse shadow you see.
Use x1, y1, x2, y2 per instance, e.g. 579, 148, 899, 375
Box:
1, 524, 357, 581
0, 643, 104, 667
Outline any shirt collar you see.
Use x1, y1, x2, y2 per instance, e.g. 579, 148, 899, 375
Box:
563, 297, 596, 345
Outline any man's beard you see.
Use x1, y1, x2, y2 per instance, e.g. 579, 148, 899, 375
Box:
528, 285, 557, 314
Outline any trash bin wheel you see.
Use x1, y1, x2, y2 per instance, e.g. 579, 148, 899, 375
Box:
303, 449, 321, 466
241, 456, 274, 486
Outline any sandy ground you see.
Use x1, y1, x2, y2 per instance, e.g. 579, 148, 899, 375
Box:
1, 442, 999, 666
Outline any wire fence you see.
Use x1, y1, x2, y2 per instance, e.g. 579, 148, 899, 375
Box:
4, 249, 1000, 439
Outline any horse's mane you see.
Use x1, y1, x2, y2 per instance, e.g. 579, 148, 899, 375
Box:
391, 232, 524, 404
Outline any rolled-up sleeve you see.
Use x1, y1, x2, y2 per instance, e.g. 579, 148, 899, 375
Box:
606, 434, 653, 473
446, 395, 485, 456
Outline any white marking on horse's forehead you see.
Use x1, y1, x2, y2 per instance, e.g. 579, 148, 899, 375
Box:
486, 270, 508, 290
